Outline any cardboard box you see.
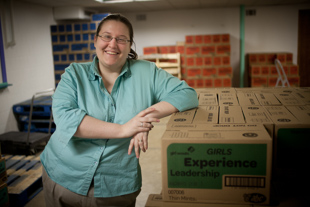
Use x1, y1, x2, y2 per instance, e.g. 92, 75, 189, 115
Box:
267, 77, 278, 87
176, 45, 185, 54
216, 44, 231, 55
273, 93, 303, 105
161, 124, 272, 205
186, 67, 202, 78
250, 65, 260, 76
198, 93, 218, 106
167, 109, 197, 125
236, 93, 260, 106
219, 106, 245, 123
247, 52, 293, 65
192, 106, 219, 124
218, 67, 232, 77
185, 46, 201, 55
241, 106, 274, 138
202, 67, 216, 77
201, 45, 215, 55
263, 106, 300, 124
195, 79, 204, 88
214, 78, 223, 88
221, 34, 230, 44
255, 93, 281, 106
285, 105, 310, 123
215, 88, 237, 94
145, 194, 251, 207
144, 47, 158, 55
185, 35, 194, 44
202, 77, 213, 88
195, 88, 217, 94
251, 77, 268, 87
261, 65, 270, 76
288, 64, 299, 75
292, 90, 310, 105
287, 76, 300, 87
222, 78, 232, 87
218, 93, 239, 106
203, 56, 213, 66
185, 79, 195, 88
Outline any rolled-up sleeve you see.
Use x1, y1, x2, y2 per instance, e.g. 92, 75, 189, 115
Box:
52, 65, 87, 145
153, 65, 198, 112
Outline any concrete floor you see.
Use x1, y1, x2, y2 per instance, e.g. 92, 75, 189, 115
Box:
24, 115, 307, 207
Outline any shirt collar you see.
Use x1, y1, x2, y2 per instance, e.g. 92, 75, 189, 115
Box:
88, 56, 132, 81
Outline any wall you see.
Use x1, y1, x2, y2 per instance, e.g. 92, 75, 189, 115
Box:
0, 2, 309, 134
123, 3, 310, 86
0, 1, 55, 134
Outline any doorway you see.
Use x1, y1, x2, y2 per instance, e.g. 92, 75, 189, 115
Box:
298, 9, 310, 87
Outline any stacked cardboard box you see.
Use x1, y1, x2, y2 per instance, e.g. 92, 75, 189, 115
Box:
247, 53, 300, 87
161, 123, 272, 205
50, 13, 109, 87
182, 34, 232, 88
143, 34, 232, 88
146, 87, 310, 206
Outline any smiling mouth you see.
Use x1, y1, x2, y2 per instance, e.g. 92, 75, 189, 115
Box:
106, 51, 119, 55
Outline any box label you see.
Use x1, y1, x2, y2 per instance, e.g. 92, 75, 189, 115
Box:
167, 143, 267, 189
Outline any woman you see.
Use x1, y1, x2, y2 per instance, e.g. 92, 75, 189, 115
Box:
40, 13, 198, 207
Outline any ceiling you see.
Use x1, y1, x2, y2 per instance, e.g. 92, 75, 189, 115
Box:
18, 0, 310, 13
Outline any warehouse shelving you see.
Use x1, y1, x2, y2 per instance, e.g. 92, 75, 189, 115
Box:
139, 53, 181, 79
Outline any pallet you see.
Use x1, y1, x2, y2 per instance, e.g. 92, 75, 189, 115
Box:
12, 95, 53, 133
4, 155, 43, 207
12, 95, 52, 116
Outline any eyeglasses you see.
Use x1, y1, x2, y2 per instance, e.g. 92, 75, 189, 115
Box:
97, 34, 130, 44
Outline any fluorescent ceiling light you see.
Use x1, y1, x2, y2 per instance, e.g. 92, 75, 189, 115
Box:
95, 0, 157, 3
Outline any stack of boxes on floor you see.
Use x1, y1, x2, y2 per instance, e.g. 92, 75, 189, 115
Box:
143, 33, 232, 88
0, 150, 9, 207
50, 13, 108, 87
183, 34, 232, 88
248, 52, 300, 87
145, 87, 310, 207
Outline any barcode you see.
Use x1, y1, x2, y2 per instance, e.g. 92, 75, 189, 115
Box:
225, 176, 265, 188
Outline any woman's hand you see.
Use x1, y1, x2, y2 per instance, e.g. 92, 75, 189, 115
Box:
120, 107, 159, 138
128, 131, 148, 158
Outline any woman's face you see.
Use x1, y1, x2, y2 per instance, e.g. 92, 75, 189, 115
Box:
94, 20, 131, 72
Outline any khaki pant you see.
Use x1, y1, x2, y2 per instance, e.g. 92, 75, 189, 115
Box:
42, 167, 140, 207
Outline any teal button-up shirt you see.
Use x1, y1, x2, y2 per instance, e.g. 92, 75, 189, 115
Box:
40, 56, 198, 197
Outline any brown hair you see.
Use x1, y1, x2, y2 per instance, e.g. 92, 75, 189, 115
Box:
96, 13, 138, 60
